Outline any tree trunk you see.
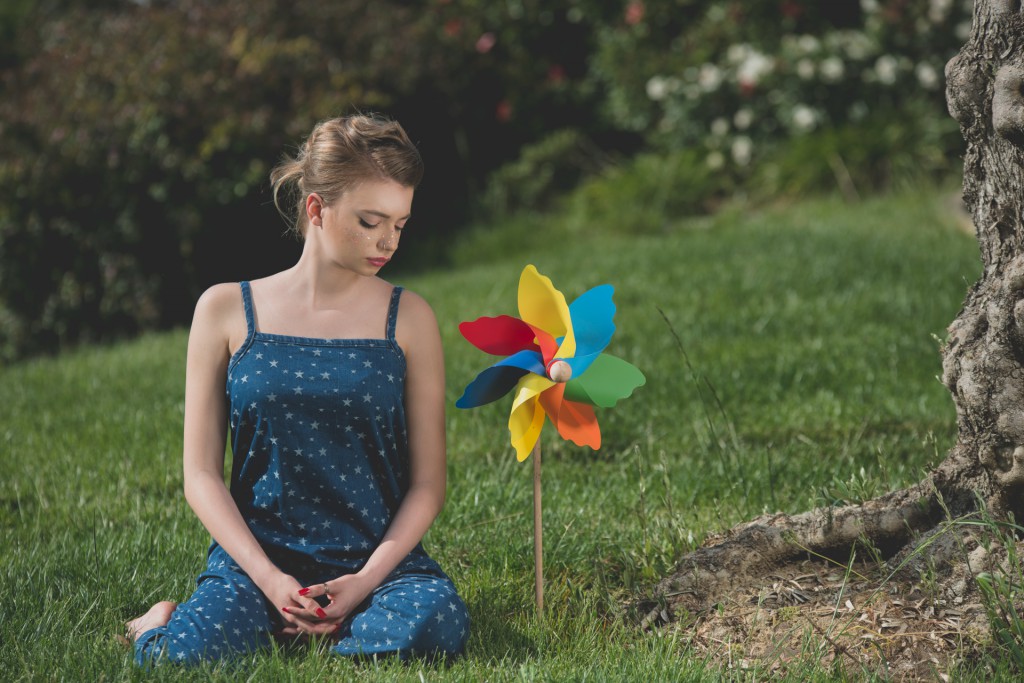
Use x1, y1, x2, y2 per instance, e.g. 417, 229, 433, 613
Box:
643, 0, 1024, 648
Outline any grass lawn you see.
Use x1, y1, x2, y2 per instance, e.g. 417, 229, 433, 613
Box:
0, 187, 986, 680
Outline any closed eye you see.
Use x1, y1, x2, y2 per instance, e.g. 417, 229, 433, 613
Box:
358, 218, 379, 229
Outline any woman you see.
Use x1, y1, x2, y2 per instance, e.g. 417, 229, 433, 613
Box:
126, 114, 469, 664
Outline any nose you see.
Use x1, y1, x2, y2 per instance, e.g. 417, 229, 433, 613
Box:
378, 228, 400, 252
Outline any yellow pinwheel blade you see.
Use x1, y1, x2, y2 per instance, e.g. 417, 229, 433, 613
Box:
518, 265, 576, 359
509, 373, 552, 461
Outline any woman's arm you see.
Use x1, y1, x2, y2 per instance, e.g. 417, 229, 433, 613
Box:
181, 285, 324, 630
296, 289, 448, 623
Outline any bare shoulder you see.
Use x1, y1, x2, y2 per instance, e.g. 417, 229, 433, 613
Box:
193, 282, 243, 323
395, 287, 441, 353
190, 282, 247, 357
396, 287, 437, 324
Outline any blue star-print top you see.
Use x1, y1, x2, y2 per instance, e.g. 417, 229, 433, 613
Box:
220, 281, 443, 580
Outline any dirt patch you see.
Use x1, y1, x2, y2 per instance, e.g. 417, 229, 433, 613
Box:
643, 533, 1024, 680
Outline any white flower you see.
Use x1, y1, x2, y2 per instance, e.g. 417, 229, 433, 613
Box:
646, 76, 669, 101
915, 62, 940, 89
737, 50, 773, 86
833, 30, 875, 61
928, 0, 953, 23
698, 63, 723, 92
706, 151, 725, 170
791, 104, 818, 132
820, 56, 845, 83
707, 4, 727, 22
731, 136, 753, 166
797, 35, 820, 53
874, 55, 899, 85
796, 59, 815, 80
727, 43, 751, 64
733, 108, 754, 130
711, 117, 730, 136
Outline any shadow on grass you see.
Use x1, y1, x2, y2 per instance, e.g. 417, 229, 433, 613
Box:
464, 584, 538, 663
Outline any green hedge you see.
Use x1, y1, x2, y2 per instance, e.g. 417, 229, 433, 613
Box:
0, 1, 970, 362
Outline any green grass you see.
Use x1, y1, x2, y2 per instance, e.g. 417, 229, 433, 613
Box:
0, 187, 984, 680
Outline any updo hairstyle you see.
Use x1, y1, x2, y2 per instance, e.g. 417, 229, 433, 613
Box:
270, 114, 424, 238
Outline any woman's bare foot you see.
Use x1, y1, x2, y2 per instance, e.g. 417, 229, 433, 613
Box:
125, 601, 177, 642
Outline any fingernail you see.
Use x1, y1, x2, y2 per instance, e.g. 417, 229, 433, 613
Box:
282, 606, 290, 614
298, 588, 311, 596
316, 608, 327, 618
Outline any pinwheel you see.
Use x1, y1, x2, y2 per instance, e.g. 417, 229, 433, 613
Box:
456, 264, 645, 608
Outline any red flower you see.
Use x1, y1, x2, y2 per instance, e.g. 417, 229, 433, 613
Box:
625, 1, 644, 25
475, 32, 496, 53
496, 99, 512, 122
443, 19, 462, 37
780, 0, 803, 19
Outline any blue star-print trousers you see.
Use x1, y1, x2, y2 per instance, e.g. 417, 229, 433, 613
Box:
133, 555, 469, 666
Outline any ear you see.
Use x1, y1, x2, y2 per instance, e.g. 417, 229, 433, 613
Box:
305, 193, 325, 228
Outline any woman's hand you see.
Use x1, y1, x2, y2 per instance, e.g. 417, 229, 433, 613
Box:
261, 572, 343, 638
282, 573, 376, 635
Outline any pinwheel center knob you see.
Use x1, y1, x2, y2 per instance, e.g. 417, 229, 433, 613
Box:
545, 359, 573, 383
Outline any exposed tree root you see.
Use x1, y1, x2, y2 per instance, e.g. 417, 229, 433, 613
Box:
640, 480, 940, 628
636, 478, 1023, 679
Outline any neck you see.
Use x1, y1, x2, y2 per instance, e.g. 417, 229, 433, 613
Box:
284, 241, 366, 308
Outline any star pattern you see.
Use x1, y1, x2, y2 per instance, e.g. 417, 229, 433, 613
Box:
135, 284, 468, 667
226, 331, 410, 565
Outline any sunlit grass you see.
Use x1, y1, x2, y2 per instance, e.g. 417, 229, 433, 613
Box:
0, 187, 983, 680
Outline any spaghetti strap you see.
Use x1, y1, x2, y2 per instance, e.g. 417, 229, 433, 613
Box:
385, 286, 403, 341
239, 281, 256, 339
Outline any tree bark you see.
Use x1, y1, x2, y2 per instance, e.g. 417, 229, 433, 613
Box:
644, 0, 1024, 628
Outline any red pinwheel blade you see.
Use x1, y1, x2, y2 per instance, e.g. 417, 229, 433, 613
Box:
459, 315, 539, 356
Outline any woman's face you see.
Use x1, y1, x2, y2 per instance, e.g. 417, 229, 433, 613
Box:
310, 179, 414, 276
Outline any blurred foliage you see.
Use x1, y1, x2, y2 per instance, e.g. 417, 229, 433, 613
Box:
0, 0, 973, 362
589, 0, 968, 176
0, 0, 619, 361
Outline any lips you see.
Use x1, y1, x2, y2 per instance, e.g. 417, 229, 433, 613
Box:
367, 257, 390, 268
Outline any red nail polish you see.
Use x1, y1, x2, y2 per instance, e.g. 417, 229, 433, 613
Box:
298, 588, 311, 596
316, 608, 327, 618
282, 606, 290, 614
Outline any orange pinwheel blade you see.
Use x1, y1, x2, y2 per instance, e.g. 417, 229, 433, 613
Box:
538, 384, 601, 450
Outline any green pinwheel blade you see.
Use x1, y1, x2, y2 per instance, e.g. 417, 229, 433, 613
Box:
563, 353, 645, 408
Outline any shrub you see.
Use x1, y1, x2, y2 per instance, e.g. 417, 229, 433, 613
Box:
0, 0, 432, 361
588, 0, 969, 183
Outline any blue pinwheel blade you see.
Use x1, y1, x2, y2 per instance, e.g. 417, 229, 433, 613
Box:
455, 350, 545, 408
565, 284, 616, 376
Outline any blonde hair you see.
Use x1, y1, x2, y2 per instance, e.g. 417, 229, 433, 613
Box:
270, 114, 424, 238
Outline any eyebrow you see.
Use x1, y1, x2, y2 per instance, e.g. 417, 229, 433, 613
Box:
360, 209, 411, 221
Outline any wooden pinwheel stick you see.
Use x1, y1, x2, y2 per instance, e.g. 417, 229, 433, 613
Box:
532, 440, 544, 612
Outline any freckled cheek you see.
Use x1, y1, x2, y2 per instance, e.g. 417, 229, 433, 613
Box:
341, 230, 374, 246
